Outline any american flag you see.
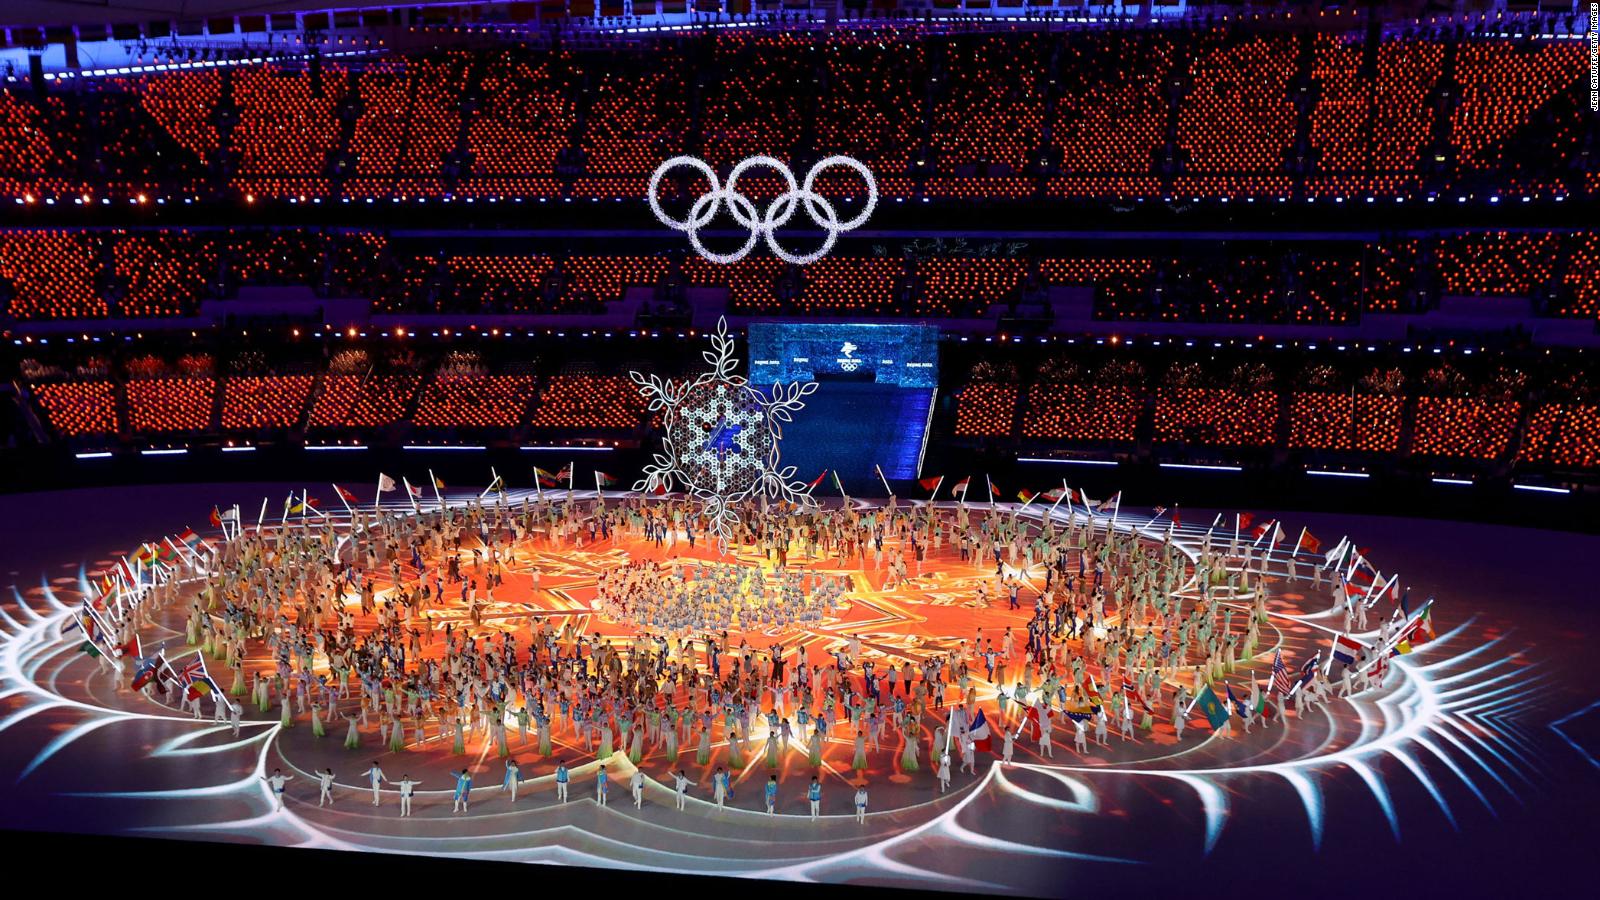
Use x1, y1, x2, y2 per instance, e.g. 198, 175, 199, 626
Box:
1271, 648, 1293, 694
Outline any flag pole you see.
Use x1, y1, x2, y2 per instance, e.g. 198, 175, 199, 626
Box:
1291, 526, 1307, 557
402, 477, 421, 514
256, 497, 268, 535
429, 469, 444, 511
374, 475, 383, 514
332, 484, 355, 519
985, 474, 995, 511
1047, 480, 1068, 518
875, 463, 893, 498
1251, 518, 1272, 548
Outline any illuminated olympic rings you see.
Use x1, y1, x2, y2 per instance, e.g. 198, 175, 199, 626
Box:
646, 155, 878, 265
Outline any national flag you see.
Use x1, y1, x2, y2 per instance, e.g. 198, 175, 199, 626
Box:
1323, 536, 1351, 568
595, 472, 619, 488
130, 652, 163, 690
112, 635, 141, 660
918, 476, 941, 492
1192, 685, 1229, 730
219, 506, 239, 523
1252, 520, 1272, 541
534, 467, 560, 487
334, 484, 359, 504
94, 574, 115, 607
1017, 489, 1036, 503
209, 505, 222, 527
175, 653, 216, 700
1236, 512, 1254, 533
378, 474, 397, 492
1099, 491, 1121, 513
77, 641, 102, 659
1332, 634, 1367, 667
434, 476, 447, 490
407, 483, 423, 499
486, 474, 505, 495
1299, 529, 1322, 555
1414, 608, 1435, 644
176, 528, 200, 551
968, 708, 993, 753
1171, 506, 1181, 528
116, 559, 135, 585
951, 477, 971, 497
988, 480, 1002, 498
156, 540, 177, 563
1152, 506, 1167, 518
1224, 683, 1251, 718
555, 465, 573, 481
808, 470, 829, 490
1041, 487, 1065, 502
132, 543, 158, 565
1021, 705, 1043, 741
1271, 649, 1292, 694
175, 655, 205, 684
1296, 655, 1319, 687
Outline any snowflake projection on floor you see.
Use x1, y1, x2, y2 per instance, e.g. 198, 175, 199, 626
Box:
629, 317, 817, 551
0, 499, 1589, 895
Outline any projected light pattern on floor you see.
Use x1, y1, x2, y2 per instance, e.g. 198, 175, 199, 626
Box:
0, 494, 1583, 895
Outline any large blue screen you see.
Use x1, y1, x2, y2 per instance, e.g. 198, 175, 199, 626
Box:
746, 322, 939, 388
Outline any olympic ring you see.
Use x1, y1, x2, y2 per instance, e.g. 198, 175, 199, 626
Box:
646, 155, 878, 265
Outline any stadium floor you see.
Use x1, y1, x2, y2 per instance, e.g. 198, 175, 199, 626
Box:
0, 482, 1595, 896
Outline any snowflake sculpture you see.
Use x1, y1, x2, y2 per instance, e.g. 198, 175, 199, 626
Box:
630, 317, 818, 552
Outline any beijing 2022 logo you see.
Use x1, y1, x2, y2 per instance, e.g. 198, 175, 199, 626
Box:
647, 155, 878, 265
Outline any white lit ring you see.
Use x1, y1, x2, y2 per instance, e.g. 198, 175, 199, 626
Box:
725, 155, 800, 232
647, 155, 878, 265
646, 155, 721, 231
687, 190, 761, 265
802, 154, 877, 232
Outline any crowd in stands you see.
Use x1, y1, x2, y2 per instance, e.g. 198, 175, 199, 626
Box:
0, 26, 1589, 204
948, 348, 1597, 475
4, 229, 1597, 325
11, 338, 1595, 483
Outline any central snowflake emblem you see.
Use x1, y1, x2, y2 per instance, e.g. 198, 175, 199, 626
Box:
630, 317, 819, 552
